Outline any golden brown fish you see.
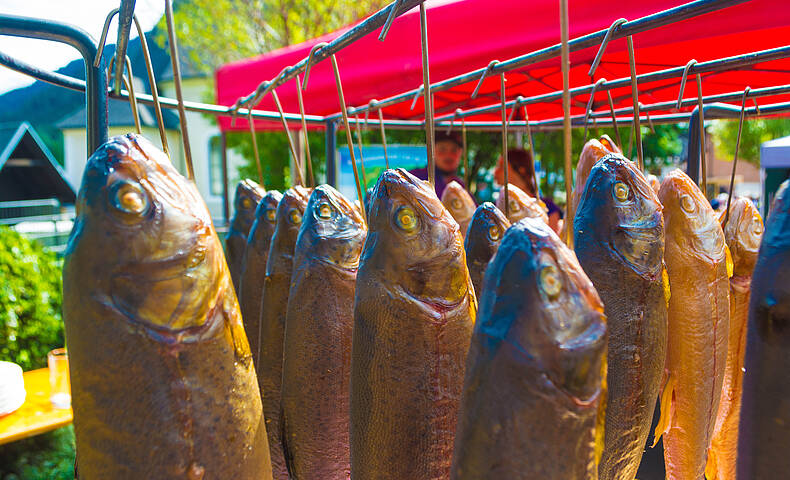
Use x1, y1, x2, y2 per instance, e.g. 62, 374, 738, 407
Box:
574, 154, 667, 480
351, 168, 476, 480
451, 217, 607, 479
705, 197, 763, 479
571, 138, 618, 216
464, 202, 510, 296
238, 190, 282, 361
737, 180, 790, 478
654, 169, 730, 480
442, 180, 476, 239
258, 185, 310, 480
226, 179, 265, 292
280, 185, 367, 480
63, 134, 271, 479
496, 183, 548, 224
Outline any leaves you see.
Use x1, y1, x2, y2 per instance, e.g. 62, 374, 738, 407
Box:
710, 117, 790, 165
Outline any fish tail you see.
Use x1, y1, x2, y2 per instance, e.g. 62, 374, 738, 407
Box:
705, 447, 717, 480
652, 373, 675, 448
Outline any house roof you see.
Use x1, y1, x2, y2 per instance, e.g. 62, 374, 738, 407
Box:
0, 122, 76, 204
55, 97, 180, 130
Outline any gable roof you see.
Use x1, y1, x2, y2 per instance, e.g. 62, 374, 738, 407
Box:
55, 97, 180, 130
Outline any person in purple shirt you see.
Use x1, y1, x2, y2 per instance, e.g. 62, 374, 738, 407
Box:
409, 131, 468, 199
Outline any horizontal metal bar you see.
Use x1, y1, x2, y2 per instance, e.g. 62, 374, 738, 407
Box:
0, 49, 86, 91
335, 0, 748, 120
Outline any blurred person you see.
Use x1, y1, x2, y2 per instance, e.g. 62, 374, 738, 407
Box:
410, 131, 467, 198
493, 148, 563, 233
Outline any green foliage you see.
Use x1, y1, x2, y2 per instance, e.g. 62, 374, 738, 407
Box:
711, 117, 790, 165
156, 0, 389, 72
0, 426, 75, 480
0, 227, 63, 371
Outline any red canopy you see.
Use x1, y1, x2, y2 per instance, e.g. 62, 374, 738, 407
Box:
216, 0, 790, 131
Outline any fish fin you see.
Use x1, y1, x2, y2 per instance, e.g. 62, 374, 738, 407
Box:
705, 447, 718, 479
661, 266, 671, 308
724, 245, 734, 279
652, 374, 675, 447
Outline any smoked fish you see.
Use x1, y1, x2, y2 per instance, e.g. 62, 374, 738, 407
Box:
281, 185, 367, 480
350, 168, 476, 480
226, 179, 265, 292
238, 190, 282, 362
451, 217, 607, 479
654, 169, 730, 480
63, 134, 271, 479
442, 180, 476, 239
574, 154, 667, 480
737, 180, 790, 478
706, 197, 763, 479
571, 138, 619, 215
495, 183, 548, 224
258, 185, 310, 480
463, 202, 510, 296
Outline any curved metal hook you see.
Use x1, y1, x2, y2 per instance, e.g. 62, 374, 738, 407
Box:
94, 8, 120, 67
724, 86, 751, 227
640, 102, 655, 133
369, 99, 390, 169
410, 85, 424, 110
471, 60, 499, 99
676, 59, 698, 109
507, 96, 525, 126
107, 55, 141, 134
378, 0, 407, 41
302, 42, 329, 90
583, 78, 607, 140
588, 18, 627, 78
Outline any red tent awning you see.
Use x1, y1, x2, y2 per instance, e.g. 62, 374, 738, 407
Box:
216, 0, 790, 131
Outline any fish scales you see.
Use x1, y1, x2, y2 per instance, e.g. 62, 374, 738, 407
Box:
350, 168, 475, 480
280, 185, 366, 480
574, 154, 667, 480
464, 202, 510, 296
226, 179, 265, 292
63, 134, 271, 479
452, 218, 607, 479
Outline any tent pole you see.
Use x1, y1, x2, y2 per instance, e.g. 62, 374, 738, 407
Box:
560, 0, 573, 247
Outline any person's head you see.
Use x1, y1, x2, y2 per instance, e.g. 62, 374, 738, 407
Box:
494, 148, 537, 196
434, 131, 463, 174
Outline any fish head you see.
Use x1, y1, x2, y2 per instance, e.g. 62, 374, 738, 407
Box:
573, 138, 615, 201
366, 168, 470, 307
230, 179, 265, 235
269, 185, 311, 258
479, 218, 606, 402
659, 169, 726, 264
441, 180, 476, 224
646, 174, 661, 195
720, 197, 763, 276
496, 184, 548, 224
578, 154, 664, 278
463, 202, 510, 257
66, 134, 228, 339
249, 190, 283, 244
598, 134, 621, 154
299, 184, 367, 269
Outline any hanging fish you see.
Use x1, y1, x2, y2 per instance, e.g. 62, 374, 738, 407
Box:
598, 134, 622, 154
442, 180, 476, 239
62, 134, 272, 479
280, 185, 367, 480
496, 183, 548, 224
705, 197, 762, 479
646, 174, 661, 195
653, 169, 730, 480
351, 168, 476, 480
451, 217, 607, 479
464, 202, 510, 296
226, 179, 266, 292
737, 180, 790, 478
258, 185, 311, 480
571, 137, 619, 216
574, 154, 667, 480
238, 190, 283, 360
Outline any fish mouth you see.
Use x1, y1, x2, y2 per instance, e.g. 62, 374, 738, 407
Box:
612, 222, 663, 278
400, 251, 469, 312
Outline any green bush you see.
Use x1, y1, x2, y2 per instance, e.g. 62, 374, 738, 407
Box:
0, 226, 64, 371
0, 426, 75, 480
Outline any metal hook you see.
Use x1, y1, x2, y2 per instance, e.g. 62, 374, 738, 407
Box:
247, 109, 263, 187
583, 78, 607, 140
419, 2, 435, 188
446, 108, 460, 134
723, 86, 751, 227
94, 8, 120, 67
379, 0, 407, 41
640, 103, 655, 133
588, 17, 627, 78
354, 114, 369, 188
461, 113, 468, 188
507, 96, 524, 126
500, 72, 509, 219
164, 0, 194, 180
295, 75, 315, 187
270, 89, 304, 187
676, 59, 698, 109
606, 90, 622, 149
302, 42, 329, 90
696, 73, 707, 194
471, 60, 499, 99
368, 100, 389, 169
410, 85, 424, 110
107, 55, 141, 134
626, 35, 643, 171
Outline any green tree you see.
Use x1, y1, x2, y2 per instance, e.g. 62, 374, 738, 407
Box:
710, 117, 790, 165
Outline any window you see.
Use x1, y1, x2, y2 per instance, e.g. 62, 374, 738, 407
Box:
208, 135, 223, 196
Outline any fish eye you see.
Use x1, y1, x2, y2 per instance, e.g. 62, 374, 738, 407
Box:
509, 200, 519, 212
110, 180, 148, 216
265, 208, 277, 223
242, 197, 253, 210
539, 264, 563, 299
289, 208, 303, 225
394, 206, 419, 232
451, 199, 462, 209
317, 202, 333, 219
488, 225, 501, 241
752, 218, 763, 235
680, 194, 696, 214
613, 182, 629, 202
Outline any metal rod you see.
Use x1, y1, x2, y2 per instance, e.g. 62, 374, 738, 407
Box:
114, 0, 136, 96
420, 2, 435, 188
376, 104, 390, 169
676, 59, 698, 109
606, 90, 622, 148
697, 74, 707, 194
627, 36, 644, 171
331, 54, 366, 223
302, 42, 329, 90
560, 0, 572, 246
164, 0, 194, 180
461, 115, 468, 188
132, 14, 169, 156
472, 60, 499, 99
109, 56, 141, 135
523, 105, 539, 197
248, 110, 264, 186
583, 78, 606, 140
723, 87, 750, 227
295, 75, 315, 187
354, 114, 368, 189
325, 120, 337, 186
0, 50, 85, 91
271, 89, 304, 186
588, 18, 627, 78
379, 0, 406, 41
501, 73, 509, 219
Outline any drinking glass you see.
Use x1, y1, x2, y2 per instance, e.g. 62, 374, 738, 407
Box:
48, 348, 70, 408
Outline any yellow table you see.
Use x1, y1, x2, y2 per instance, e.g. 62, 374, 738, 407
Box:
0, 368, 73, 445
